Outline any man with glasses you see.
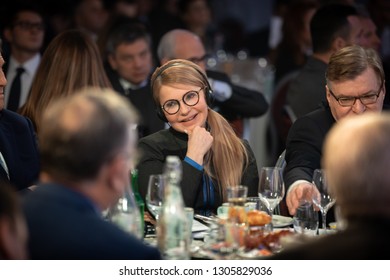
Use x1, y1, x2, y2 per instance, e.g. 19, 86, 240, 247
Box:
283, 45, 386, 224
3, 5, 45, 112
157, 29, 269, 137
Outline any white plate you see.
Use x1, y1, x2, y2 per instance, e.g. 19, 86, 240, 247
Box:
272, 215, 293, 228
192, 219, 209, 232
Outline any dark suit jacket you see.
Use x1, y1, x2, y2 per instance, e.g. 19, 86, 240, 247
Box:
206, 70, 269, 121
284, 104, 335, 223
284, 103, 334, 189
286, 56, 328, 118
268, 216, 390, 259
106, 66, 165, 138
23, 183, 161, 260
0, 109, 39, 191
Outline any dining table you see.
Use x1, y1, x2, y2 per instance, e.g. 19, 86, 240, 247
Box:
141, 210, 320, 260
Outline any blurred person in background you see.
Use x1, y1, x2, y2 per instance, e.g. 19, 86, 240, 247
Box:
270, 113, 390, 259
72, 0, 109, 41
246, 0, 289, 58
2, 5, 45, 112
104, 0, 139, 19
355, 4, 381, 51
268, 0, 319, 85
0, 181, 28, 259
367, 0, 390, 107
284, 45, 386, 225
22, 87, 161, 260
286, 3, 362, 119
177, 0, 221, 55
19, 29, 111, 134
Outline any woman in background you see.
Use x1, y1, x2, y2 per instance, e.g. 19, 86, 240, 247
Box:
19, 29, 111, 133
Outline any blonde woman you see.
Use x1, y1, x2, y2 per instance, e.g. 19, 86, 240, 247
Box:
137, 59, 259, 216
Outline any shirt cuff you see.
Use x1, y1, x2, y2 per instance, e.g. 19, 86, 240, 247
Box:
184, 156, 203, 171
287, 179, 311, 195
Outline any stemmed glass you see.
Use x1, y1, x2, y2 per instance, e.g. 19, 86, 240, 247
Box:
146, 174, 165, 220
258, 167, 285, 215
311, 169, 336, 233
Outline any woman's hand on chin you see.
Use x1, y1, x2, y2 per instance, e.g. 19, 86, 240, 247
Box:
185, 126, 213, 165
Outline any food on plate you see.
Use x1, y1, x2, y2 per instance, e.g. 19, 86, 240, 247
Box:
247, 210, 272, 226
244, 229, 294, 251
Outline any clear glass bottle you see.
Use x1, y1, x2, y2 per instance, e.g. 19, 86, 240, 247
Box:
131, 169, 145, 236
157, 155, 190, 259
106, 184, 143, 239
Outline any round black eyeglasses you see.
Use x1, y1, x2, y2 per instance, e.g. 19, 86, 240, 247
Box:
161, 88, 203, 115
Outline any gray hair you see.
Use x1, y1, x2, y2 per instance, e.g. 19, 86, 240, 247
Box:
39, 87, 139, 181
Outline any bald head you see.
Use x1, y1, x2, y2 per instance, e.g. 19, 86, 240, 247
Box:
157, 29, 207, 70
323, 113, 390, 218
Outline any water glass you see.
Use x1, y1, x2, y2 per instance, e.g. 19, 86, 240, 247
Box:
225, 185, 249, 249
226, 185, 248, 206
293, 200, 319, 236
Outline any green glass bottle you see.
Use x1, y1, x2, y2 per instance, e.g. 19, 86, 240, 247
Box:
131, 169, 145, 237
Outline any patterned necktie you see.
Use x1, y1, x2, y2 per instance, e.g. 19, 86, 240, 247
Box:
7, 67, 25, 111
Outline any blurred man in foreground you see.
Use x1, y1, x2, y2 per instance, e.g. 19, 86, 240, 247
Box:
22, 88, 161, 260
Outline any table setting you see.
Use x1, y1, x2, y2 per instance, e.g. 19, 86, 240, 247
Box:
141, 169, 338, 260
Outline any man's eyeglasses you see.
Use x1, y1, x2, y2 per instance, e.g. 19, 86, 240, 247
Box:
13, 21, 45, 31
161, 88, 202, 115
328, 82, 384, 107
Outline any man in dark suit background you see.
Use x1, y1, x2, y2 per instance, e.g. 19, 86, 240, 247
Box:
286, 4, 361, 119
270, 113, 390, 259
2, 5, 45, 112
104, 18, 165, 138
283, 45, 386, 223
0, 41, 39, 192
22, 87, 161, 260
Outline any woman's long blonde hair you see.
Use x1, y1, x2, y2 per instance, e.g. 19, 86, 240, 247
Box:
151, 59, 249, 200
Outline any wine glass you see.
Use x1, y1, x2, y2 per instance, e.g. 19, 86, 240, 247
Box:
145, 174, 165, 220
311, 169, 336, 233
258, 167, 285, 214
